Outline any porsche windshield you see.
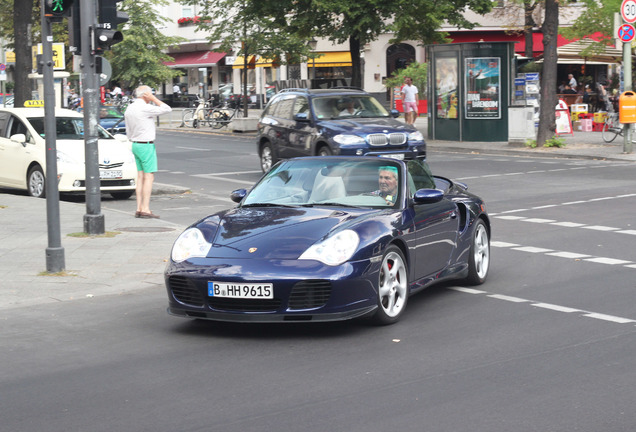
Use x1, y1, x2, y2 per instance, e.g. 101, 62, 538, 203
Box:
243, 158, 403, 208
28, 117, 113, 139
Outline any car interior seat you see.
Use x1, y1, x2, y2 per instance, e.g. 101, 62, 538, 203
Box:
309, 171, 346, 202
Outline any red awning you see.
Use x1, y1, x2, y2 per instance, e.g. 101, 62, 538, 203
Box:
447, 31, 608, 57
164, 51, 226, 68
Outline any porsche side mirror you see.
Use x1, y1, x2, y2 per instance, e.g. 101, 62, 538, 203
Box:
413, 188, 444, 204
230, 188, 248, 203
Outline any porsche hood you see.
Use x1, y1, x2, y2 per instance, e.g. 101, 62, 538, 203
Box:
196, 206, 366, 260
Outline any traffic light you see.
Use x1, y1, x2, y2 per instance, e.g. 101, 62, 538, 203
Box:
93, 28, 123, 53
68, 0, 81, 55
44, 0, 74, 21
94, 0, 129, 52
98, 0, 129, 31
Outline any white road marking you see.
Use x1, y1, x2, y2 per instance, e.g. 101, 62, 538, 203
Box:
513, 246, 554, 253
175, 146, 211, 151
487, 294, 528, 303
532, 303, 580, 313
449, 287, 636, 326
546, 251, 590, 259
492, 242, 635, 269
191, 173, 256, 185
583, 225, 619, 231
582, 313, 635, 324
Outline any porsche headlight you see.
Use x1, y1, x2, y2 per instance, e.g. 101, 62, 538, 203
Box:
333, 134, 365, 145
299, 229, 359, 266
171, 228, 212, 263
408, 130, 424, 141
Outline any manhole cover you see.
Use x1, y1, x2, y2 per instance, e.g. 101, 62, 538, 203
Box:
117, 227, 176, 233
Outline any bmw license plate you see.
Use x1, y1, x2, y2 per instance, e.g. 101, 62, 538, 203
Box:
99, 170, 123, 179
380, 153, 405, 160
208, 282, 274, 299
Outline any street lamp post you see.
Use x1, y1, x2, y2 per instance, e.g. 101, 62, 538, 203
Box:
309, 39, 317, 88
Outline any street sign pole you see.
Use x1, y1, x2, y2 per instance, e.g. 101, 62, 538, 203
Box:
80, 0, 105, 234
621, 0, 635, 153
40, 2, 65, 272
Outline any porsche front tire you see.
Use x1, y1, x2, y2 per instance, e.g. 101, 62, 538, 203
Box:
372, 245, 408, 325
465, 219, 490, 285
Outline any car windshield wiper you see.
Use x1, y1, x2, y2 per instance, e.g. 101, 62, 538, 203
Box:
313, 202, 363, 208
241, 203, 298, 208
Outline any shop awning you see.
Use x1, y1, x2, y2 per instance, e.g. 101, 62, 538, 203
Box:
231, 56, 279, 68
164, 51, 226, 68
232, 56, 257, 69
311, 52, 352, 67
556, 37, 623, 63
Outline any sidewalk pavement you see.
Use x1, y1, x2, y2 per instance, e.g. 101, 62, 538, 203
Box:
0, 192, 184, 310
2, 118, 634, 311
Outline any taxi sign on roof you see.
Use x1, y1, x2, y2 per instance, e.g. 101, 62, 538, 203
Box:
24, 100, 44, 107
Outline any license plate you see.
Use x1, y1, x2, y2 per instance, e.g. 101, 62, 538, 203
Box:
208, 282, 274, 299
99, 170, 123, 179
380, 153, 405, 160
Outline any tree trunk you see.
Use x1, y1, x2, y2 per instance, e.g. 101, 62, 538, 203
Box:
14, 0, 33, 107
349, 35, 362, 88
536, 0, 558, 146
524, 0, 535, 58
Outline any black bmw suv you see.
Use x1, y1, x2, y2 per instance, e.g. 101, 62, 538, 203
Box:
256, 88, 427, 172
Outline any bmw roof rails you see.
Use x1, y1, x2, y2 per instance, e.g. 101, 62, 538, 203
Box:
278, 88, 310, 93
331, 86, 364, 91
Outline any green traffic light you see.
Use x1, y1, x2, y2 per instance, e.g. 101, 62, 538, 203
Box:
52, 0, 64, 11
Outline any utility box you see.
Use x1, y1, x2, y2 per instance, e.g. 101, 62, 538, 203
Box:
619, 91, 636, 123
508, 106, 535, 145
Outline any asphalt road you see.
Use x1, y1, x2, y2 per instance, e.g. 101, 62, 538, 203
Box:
2, 132, 636, 431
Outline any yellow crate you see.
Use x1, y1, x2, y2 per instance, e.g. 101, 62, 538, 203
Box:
594, 112, 607, 123
571, 112, 580, 121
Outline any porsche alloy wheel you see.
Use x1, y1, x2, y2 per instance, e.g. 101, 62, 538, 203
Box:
373, 246, 408, 325
466, 219, 490, 285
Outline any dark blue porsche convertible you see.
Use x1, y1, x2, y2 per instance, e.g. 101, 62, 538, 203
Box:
164, 156, 491, 325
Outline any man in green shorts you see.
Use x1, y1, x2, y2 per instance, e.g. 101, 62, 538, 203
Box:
125, 85, 172, 218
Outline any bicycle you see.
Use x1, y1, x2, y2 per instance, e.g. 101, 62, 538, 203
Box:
602, 112, 626, 143
208, 100, 244, 129
181, 96, 208, 128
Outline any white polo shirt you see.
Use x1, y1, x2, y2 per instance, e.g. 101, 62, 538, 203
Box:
125, 99, 172, 142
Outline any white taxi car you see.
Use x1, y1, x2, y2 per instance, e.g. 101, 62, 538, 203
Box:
0, 107, 136, 199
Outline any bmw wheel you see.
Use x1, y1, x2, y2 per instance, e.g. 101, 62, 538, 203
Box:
372, 245, 408, 325
260, 142, 276, 173
318, 146, 332, 157
27, 165, 45, 198
465, 219, 490, 285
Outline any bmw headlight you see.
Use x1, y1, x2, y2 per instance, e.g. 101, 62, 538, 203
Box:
171, 228, 212, 263
333, 134, 365, 145
299, 229, 359, 266
408, 130, 424, 141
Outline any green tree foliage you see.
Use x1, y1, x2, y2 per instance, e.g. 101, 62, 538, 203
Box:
178, 0, 316, 113
181, 0, 493, 88
0, 0, 180, 98
560, 0, 618, 48
384, 62, 428, 98
107, 0, 185, 90
256, 0, 494, 87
